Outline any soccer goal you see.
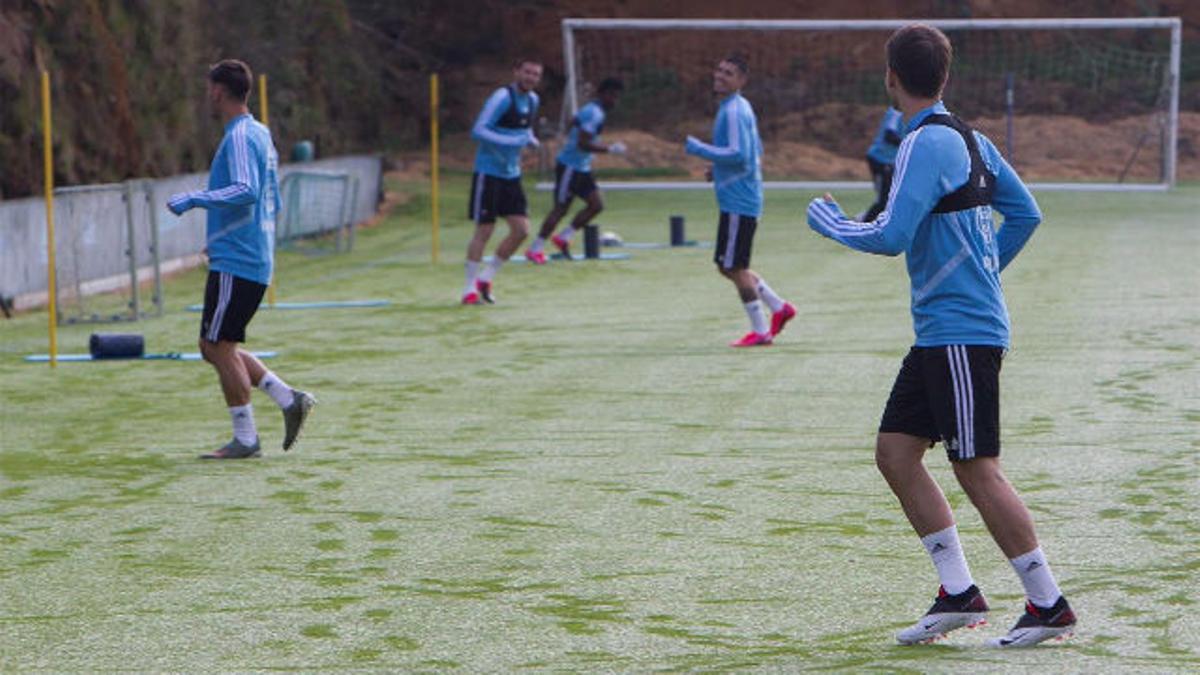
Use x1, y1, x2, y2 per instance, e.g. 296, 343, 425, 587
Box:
559, 17, 1182, 192
53, 181, 163, 324
278, 170, 360, 254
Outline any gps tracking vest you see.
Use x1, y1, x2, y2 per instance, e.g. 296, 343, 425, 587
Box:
917, 114, 996, 214
499, 85, 538, 130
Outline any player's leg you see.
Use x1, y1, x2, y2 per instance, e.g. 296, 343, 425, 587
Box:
475, 178, 529, 304
240, 350, 316, 451
551, 172, 600, 260
528, 163, 573, 264
714, 213, 769, 346
743, 269, 795, 337
197, 271, 264, 458
463, 172, 497, 304
881, 347, 988, 644
863, 158, 891, 222
939, 346, 1075, 647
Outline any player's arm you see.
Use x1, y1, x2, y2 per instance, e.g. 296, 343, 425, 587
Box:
684, 106, 746, 167
981, 135, 1041, 270
470, 89, 534, 148
168, 128, 260, 215
806, 132, 938, 256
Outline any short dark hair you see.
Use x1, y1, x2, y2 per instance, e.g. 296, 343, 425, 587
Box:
886, 24, 952, 98
208, 59, 252, 102
513, 58, 542, 69
598, 77, 624, 94
723, 52, 749, 75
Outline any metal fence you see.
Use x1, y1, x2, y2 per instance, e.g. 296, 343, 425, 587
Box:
0, 155, 382, 310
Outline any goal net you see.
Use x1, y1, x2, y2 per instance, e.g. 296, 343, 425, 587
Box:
560, 18, 1182, 191
278, 170, 359, 254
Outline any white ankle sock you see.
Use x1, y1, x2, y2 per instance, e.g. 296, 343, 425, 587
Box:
756, 279, 785, 312
478, 258, 503, 282
743, 300, 768, 335
921, 525, 974, 595
229, 404, 257, 445
464, 260, 479, 295
258, 371, 295, 409
530, 236, 545, 252
1009, 546, 1062, 607
557, 226, 577, 243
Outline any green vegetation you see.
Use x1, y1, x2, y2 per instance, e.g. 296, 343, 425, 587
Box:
0, 178, 1197, 670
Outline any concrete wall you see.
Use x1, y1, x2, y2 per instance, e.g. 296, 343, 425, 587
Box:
0, 155, 382, 308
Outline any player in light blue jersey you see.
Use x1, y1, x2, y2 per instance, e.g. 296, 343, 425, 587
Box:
168, 60, 314, 459
685, 54, 795, 347
806, 25, 1075, 647
861, 106, 904, 222
526, 78, 627, 264
462, 59, 542, 304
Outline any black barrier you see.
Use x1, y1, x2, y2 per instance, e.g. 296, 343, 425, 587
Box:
670, 215, 686, 246
584, 224, 600, 259
89, 333, 145, 359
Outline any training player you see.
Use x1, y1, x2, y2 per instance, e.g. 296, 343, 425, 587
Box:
526, 78, 627, 264
806, 24, 1076, 647
685, 54, 795, 347
861, 105, 904, 222
462, 59, 543, 304
167, 59, 315, 459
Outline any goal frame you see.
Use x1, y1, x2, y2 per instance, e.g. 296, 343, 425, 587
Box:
557, 17, 1183, 192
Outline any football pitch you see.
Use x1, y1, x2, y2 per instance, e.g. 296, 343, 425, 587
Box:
1, 175, 1197, 671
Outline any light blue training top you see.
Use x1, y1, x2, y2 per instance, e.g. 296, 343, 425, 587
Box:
168, 113, 279, 286
866, 106, 905, 165
558, 101, 606, 172
807, 101, 1041, 348
685, 92, 763, 218
472, 86, 539, 179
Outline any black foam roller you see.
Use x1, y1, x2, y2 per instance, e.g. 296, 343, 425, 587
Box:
89, 333, 145, 359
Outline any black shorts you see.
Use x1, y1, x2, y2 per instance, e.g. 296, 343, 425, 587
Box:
713, 211, 757, 270
468, 172, 527, 224
552, 162, 598, 206
879, 345, 1004, 462
200, 271, 267, 344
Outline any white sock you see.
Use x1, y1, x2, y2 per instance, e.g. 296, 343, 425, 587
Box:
1009, 546, 1063, 607
743, 300, 768, 335
258, 371, 295, 409
756, 279, 785, 312
464, 260, 479, 295
557, 226, 577, 243
530, 236, 546, 252
921, 525, 975, 595
478, 257, 503, 282
229, 404, 257, 445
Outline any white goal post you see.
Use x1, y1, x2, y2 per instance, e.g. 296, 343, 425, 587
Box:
549, 17, 1182, 193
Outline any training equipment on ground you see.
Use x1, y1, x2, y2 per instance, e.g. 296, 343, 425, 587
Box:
560, 17, 1182, 192
600, 230, 623, 246
183, 297, 388, 312
23, 350, 278, 363
89, 333, 145, 359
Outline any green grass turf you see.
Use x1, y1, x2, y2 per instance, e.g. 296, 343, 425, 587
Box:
1, 176, 1197, 671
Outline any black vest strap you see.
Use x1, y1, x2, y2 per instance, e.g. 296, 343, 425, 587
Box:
917, 114, 995, 214
497, 85, 536, 130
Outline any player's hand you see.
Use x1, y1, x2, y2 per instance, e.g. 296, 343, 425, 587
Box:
822, 192, 837, 205
607, 141, 627, 155
704, 167, 713, 182
684, 135, 702, 155
526, 132, 540, 149
167, 193, 193, 215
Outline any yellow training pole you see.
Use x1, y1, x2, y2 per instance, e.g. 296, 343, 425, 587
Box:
41, 70, 58, 368
259, 73, 277, 306
430, 73, 440, 264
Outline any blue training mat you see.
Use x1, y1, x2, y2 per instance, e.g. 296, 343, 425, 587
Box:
185, 299, 390, 312
621, 241, 712, 250
24, 351, 279, 363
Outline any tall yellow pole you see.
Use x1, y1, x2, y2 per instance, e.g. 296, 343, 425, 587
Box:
430, 73, 440, 264
259, 73, 276, 306
41, 70, 58, 368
